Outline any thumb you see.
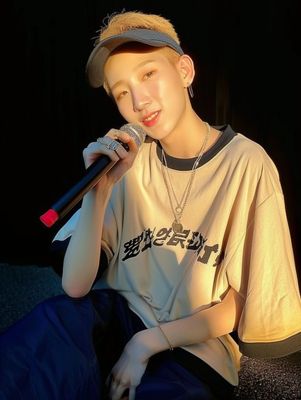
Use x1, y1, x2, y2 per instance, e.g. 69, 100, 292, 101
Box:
128, 386, 136, 400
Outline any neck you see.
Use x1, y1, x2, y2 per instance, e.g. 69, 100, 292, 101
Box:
160, 116, 210, 158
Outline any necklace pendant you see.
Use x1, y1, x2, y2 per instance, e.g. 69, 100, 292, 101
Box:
175, 206, 183, 214
172, 220, 183, 233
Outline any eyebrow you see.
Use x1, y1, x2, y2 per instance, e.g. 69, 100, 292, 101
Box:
109, 59, 157, 92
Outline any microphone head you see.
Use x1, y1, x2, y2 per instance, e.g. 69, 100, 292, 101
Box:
120, 123, 147, 147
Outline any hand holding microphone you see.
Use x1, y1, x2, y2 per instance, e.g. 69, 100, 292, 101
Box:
83, 127, 138, 185
40, 123, 147, 228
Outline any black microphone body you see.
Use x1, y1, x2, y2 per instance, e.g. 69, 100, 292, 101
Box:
47, 153, 117, 220
40, 124, 146, 227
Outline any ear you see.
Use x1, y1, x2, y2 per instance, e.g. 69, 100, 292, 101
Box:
178, 54, 195, 88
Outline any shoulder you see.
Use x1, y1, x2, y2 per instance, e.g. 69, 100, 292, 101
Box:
231, 132, 270, 161
227, 130, 279, 174
225, 130, 282, 193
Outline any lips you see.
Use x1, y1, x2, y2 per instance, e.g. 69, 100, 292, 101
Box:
142, 111, 160, 127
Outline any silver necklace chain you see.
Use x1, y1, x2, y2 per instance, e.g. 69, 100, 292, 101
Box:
161, 122, 211, 233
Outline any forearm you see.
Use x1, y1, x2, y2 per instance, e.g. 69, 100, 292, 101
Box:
134, 287, 244, 357
62, 186, 112, 297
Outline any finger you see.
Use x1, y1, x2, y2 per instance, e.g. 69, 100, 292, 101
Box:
110, 380, 128, 400
96, 136, 120, 151
83, 142, 120, 168
97, 136, 129, 157
128, 386, 136, 400
108, 129, 139, 152
96, 136, 112, 146
106, 129, 130, 141
105, 373, 113, 387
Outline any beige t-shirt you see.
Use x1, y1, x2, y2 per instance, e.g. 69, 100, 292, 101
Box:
53, 125, 301, 386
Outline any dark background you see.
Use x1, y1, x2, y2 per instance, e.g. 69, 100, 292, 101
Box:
1, 1, 300, 282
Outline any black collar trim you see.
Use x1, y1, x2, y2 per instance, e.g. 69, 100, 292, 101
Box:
156, 124, 237, 171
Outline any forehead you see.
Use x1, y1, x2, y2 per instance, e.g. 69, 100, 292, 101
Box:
104, 45, 178, 80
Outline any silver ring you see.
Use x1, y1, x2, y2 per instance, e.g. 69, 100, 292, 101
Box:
107, 140, 120, 151
96, 137, 110, 148
97, 137, 120, 152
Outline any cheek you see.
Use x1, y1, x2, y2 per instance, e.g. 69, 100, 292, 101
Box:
117, 105, 133, 122
115, 96, 135, 120
157, 70, 184, 99
147, 77, 178, 104
158, 74, 186, 110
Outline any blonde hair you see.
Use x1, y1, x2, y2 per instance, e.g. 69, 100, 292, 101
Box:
98, 10, 180, 44
98, 11, 181, 94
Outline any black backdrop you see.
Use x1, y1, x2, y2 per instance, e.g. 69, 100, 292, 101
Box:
1, 1, 300, 282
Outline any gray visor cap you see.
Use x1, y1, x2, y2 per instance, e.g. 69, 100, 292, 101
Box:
85, 28, 185, 89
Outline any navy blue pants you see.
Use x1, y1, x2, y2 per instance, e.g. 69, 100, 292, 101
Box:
0, 289, 235, 399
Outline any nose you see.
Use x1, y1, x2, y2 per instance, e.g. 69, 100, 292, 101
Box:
132, 87, 151, 112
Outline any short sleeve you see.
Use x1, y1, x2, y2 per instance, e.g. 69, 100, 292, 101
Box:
227, 191, 301, 358
51, 188, 121, 267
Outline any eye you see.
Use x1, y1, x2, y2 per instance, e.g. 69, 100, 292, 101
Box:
143, 70, 155, 80
116, 90, 128, 101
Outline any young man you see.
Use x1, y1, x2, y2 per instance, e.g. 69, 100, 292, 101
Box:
1, 10, 301, 400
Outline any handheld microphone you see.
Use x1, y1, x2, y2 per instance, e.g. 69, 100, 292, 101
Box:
40, 123, 146, 228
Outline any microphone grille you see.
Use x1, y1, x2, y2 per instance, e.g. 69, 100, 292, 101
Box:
120, 123, 147, 148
